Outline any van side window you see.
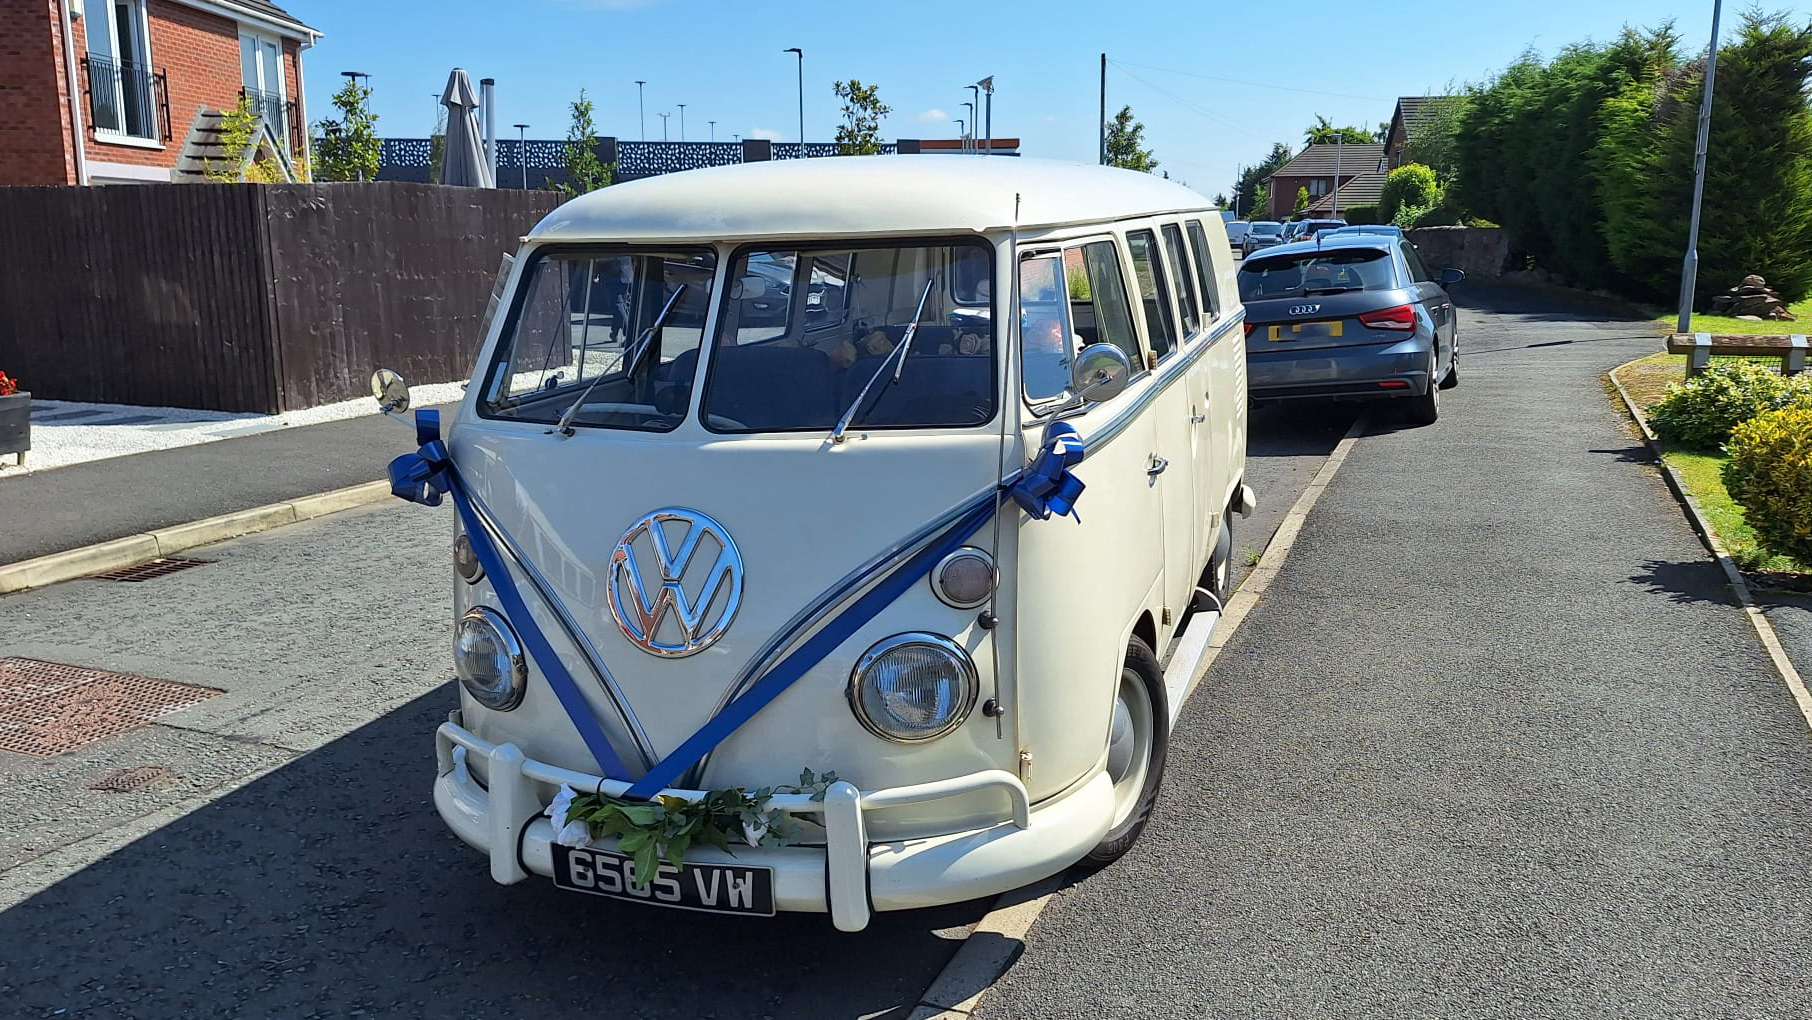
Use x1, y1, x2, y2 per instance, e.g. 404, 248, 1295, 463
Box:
1019, 254, 1078, 402
1184, 219, 1221, 319
1125, 229, 1177, 360
1159, 223, 1200, 337
1068, 241, 1141, 369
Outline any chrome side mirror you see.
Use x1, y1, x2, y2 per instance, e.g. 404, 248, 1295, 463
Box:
1071, 343, 1132, 404
371, 369, 411, 415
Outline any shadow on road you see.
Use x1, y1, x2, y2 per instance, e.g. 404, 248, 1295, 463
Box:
0, 688, 984, 1020
1588, 445, 1655, 465
1626, 558, 1745, 608
1454, 282, 1651, 322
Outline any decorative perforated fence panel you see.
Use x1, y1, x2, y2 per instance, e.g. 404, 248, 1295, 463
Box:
373, 137, 907, 189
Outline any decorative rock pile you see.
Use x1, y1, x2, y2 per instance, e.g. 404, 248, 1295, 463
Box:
1709, 275, 1797, 320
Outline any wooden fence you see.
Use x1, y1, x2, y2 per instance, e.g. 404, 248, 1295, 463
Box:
0, 183, 562, 413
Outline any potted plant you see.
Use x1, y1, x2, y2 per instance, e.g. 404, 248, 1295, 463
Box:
0, 372, 28, 467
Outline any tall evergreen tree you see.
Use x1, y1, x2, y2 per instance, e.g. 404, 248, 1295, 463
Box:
1105, 105, 1159, 173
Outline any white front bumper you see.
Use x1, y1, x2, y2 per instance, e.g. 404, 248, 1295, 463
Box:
432, 712, 1114, 931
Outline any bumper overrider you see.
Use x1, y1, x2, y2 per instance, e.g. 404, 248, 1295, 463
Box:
434, 712, 1114, 932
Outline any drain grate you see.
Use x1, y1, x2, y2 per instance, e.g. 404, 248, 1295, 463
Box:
91, 557, 212, 582
88, 764, 175, 792
0, 658, 222, 757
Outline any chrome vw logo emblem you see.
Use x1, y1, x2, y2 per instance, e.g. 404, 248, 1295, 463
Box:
608, 509, 743, 657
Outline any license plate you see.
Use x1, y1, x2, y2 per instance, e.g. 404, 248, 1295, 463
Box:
551, 844, 776, 916
1269, 321, 1344, 342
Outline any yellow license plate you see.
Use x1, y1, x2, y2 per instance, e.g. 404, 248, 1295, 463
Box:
1269, 321, 1344, 342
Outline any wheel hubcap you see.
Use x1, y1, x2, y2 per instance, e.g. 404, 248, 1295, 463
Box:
1105, 667, 1154, 829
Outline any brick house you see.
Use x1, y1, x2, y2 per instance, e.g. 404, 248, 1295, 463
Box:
0, 0, 320, 186
1383, 96, 1454, 169
1263, 143, 1385, 220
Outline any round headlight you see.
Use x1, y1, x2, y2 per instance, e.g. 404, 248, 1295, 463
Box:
453, 533, 484, 584
848, 633, 979, 742
455, 607, 526, 711
931, 547, 996, 609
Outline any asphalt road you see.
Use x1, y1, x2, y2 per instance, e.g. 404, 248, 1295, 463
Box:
0, 394, 1352, 1019
978, 287, 1812, 1018
0, 404, 456, 566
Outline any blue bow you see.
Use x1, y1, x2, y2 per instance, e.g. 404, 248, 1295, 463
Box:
388, 410, 452, 507
1011, 422, 1086, 522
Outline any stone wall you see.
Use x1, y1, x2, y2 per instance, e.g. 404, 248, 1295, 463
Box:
1406, 226, 1510, 279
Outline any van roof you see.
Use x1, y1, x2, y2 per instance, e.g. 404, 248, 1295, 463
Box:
527, 156, 1214, 244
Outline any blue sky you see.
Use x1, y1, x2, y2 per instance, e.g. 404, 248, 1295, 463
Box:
299, 0, 1809, 201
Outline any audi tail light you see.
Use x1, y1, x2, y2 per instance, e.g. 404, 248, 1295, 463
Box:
1358, 304, 1417, 331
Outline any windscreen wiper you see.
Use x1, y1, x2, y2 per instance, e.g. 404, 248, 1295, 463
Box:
830, 279, 936, 444
547, 283, 687, 436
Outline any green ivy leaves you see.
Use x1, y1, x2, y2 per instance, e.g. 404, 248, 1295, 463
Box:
556, 769, 840, 889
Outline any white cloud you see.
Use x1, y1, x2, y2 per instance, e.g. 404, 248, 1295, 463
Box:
1044, 116, 1059, 124
750, 127, 783, 141
913, 108, 950, 125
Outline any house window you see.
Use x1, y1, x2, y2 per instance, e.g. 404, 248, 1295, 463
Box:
1308, 178, 1330, 198
85, 0, 159, 142
239, 30, 288, 151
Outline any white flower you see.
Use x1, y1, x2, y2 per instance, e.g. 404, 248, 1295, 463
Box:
544, 784, 578, 827
555, 819, 593, 849
742, 812, 771, 847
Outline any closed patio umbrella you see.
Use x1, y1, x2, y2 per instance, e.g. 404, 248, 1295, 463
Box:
439, 68, 494, 188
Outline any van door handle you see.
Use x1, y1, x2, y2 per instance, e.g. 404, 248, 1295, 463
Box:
1148, 455, 1169, 477
1190, 412, 1206, 423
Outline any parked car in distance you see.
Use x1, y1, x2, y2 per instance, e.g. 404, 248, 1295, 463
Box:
1238, 233, 1464, 425
1292, 218, 1348, 241
1324, 224, 1405, 238
1241, 221, 1285, 257
1225, 220, 1251, 250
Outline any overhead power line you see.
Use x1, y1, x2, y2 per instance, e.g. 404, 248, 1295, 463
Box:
1108, 58, 1387, 103
1110, 63, 1275, 144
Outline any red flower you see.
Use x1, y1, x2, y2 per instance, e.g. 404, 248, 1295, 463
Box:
0, 372, 16, 397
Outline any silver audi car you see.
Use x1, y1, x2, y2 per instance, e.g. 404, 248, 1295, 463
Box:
1239, 233, 1463, 425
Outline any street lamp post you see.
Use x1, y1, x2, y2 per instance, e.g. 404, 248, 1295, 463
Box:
961, 101, 973, 151
658, 111, 670, 141
678, 103, 686, 142
635, 80, 646, 142
784, 48, 804, 152
1678, 0, 1725, 334
976, 76, 994, 154
513, 123, 528, 189
966, 84, 979, 153
954, 118, 964, 144
709, 120, 716, 142
341, 71, 370, 180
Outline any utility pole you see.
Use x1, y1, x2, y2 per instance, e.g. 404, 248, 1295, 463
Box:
1678, 0, 1724, 334
634, 80, 646, 141
1099, 53, 1107, 166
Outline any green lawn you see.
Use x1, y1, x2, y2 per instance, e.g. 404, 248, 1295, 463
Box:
1657, 297, 1812, 336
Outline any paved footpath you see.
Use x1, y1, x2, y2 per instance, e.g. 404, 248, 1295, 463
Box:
0, 404, 454, 565
980, 286, 1812, 1018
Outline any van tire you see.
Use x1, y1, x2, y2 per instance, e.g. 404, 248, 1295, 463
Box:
1207, 515, 1233, 600
1078, 637, 1169, 869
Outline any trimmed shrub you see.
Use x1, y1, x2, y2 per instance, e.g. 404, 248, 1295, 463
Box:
1412, 206, 1464, 228
1647, 361, 1812, 449
1393, 201, 1438, 229
1724, 405, 1812, 564
1343, 204, 1382, 225
1379, 163, 1441, 222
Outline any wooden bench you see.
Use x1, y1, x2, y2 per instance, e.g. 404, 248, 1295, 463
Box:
1665, 332, 1807, 377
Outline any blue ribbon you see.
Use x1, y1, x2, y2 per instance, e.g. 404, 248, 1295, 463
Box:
393, 410, 1088, 801
625, 497, 997, 799
1010, 422, 1086, 522
389, 410, 629, 781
